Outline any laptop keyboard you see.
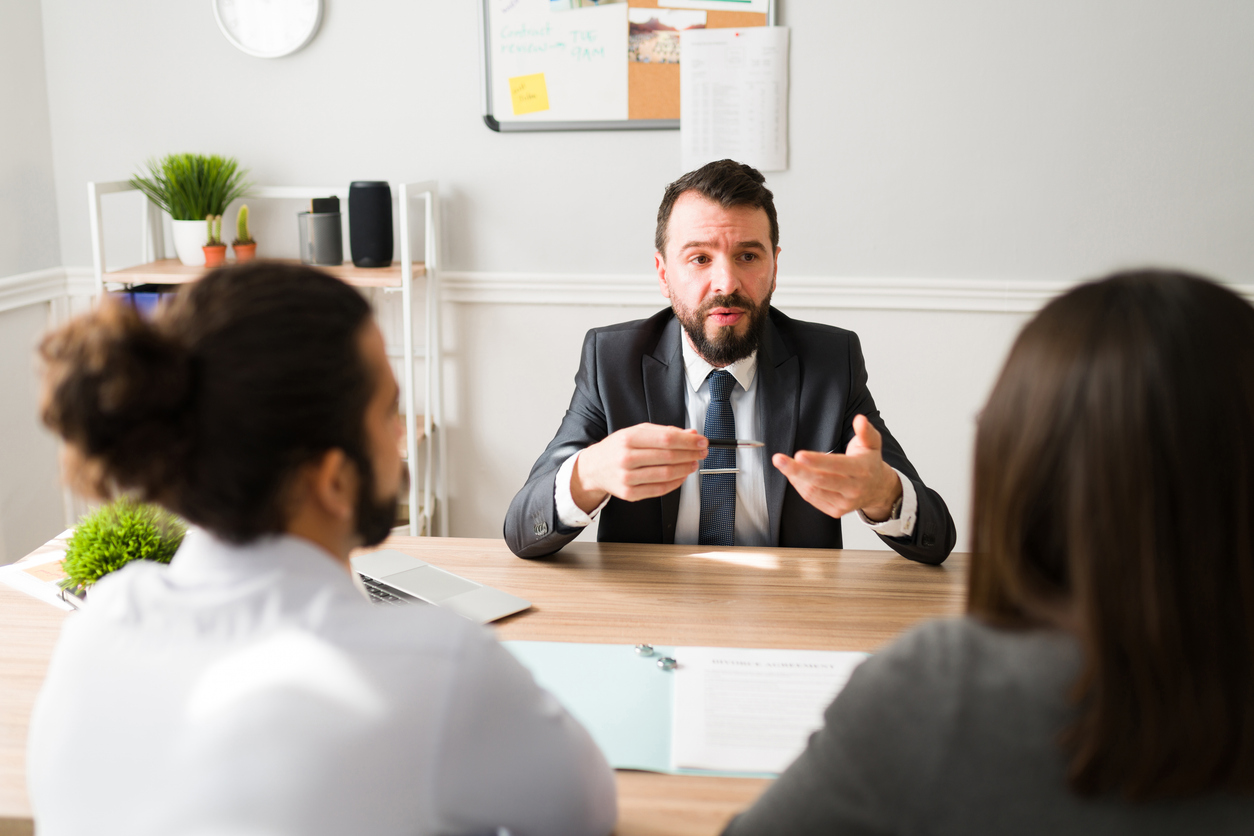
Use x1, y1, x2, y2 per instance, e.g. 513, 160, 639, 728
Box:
360, 574, 417, 606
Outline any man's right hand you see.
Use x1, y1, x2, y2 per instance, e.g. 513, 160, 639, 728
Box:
571, 424, 708, 513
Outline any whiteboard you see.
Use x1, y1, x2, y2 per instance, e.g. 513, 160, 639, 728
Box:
479, 0, 774, 132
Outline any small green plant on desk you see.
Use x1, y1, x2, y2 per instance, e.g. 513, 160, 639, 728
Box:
60, 499, 186, 603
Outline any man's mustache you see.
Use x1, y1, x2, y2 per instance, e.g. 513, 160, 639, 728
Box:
698, 294, 759, 318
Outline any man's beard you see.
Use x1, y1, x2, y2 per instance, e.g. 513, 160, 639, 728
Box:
673, 291, 772, 366
353, 454, 400, 547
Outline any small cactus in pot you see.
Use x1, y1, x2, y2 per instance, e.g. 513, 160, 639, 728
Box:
202, 214, 227, 267
233, 204, 257, 263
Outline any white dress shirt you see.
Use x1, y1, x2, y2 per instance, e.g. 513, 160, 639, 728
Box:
27, 529, 616, 836
555, 338, 917, 543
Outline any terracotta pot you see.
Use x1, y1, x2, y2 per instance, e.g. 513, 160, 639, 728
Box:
233, 242, 257, 263
202, 244, 227, 267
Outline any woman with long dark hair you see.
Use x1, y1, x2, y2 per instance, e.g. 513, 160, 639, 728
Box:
724, 270, 1254, 834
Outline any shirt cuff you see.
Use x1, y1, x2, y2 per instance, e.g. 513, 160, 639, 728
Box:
555, 450, 611, 529
856, 467, 917, 539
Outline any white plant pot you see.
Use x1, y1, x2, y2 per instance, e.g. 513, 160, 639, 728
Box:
171, 219, 207, 266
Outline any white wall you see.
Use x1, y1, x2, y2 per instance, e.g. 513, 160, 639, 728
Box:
39, 1, 1254, 278
17, 0, 1254, 550
787, 1, 1254, 281
0, 0, 60, 277
0, 303, 66, 564
0, 0, 66, 564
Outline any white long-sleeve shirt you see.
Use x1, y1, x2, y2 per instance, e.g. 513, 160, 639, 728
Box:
27, 529, 616, 836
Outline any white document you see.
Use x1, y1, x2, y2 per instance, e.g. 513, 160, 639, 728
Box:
671, 646, 867, 774
680, 26, 789, 172
661, 0, 770, 12
0, 532, 74, 611
551, 0, 625, 10
490, 0, 629, 122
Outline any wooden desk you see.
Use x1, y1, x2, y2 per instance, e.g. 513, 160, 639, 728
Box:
0, 537, 969, 836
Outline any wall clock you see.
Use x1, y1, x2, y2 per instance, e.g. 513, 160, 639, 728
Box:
213, 0, 324, 59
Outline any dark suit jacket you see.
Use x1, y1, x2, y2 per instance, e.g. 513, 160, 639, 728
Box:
504, 308, 956, 564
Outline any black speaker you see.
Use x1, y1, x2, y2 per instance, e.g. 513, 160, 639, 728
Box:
348, 181, 393, 268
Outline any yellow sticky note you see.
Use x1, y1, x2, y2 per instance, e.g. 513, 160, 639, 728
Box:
509, 73, 550, 116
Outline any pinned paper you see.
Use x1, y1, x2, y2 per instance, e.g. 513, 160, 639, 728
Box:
552, 0, 625, 10
681, 26, 789, 171
660, 0, 769, 11
629, 9, 706, 64
509, 73, 551, 115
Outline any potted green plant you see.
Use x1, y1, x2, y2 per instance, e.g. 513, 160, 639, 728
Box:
130, 153, 250, 267
203, 214, 227, 267
233, 204, 257, 262
59, 499, 186, 604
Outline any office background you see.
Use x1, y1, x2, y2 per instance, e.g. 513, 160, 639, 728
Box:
1, 0, 1252, 564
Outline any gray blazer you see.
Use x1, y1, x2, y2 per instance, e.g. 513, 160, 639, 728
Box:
722, 618, 1254, 835
503, 307, 955, 564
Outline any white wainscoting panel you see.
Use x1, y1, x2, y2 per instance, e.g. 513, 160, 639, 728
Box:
0, 267, 67, 315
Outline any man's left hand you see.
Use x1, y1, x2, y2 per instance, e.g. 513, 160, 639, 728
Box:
772, 415, 903, 521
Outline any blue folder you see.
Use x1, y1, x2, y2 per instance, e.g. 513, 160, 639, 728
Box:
505, 641, 676, 771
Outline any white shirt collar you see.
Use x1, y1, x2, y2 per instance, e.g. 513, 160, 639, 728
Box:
680, 332, 758, 394
167, 527, 353, 588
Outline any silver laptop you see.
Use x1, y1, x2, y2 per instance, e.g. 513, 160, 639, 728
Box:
352, 549, 531, 624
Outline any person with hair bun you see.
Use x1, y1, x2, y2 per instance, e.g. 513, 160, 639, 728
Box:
27, 263, 616, 836
722, 270, 1254, 835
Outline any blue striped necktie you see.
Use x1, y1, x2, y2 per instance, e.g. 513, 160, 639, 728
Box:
698, 369, 736, 546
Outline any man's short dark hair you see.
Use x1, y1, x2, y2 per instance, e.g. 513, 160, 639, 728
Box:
654, 159, 779, 256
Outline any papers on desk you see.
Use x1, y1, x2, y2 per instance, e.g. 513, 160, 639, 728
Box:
671, 646, 867, 773
0, 531, 74, 611
680, 26, 790, 173
505, 641, 867, 776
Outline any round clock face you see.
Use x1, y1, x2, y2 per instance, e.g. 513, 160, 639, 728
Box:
213, 0, 324, 59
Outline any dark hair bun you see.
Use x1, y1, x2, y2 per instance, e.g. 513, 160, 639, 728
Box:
40, 300, 194, 501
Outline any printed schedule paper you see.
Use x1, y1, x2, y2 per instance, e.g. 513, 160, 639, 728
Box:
680, 26, 790, 172
671, 646, 868, 774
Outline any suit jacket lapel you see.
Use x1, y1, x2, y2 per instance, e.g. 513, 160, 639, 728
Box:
643, 315, 686, 543
758, 314, 798, 546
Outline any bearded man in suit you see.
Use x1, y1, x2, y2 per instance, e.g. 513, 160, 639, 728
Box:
505, 160, 955, 565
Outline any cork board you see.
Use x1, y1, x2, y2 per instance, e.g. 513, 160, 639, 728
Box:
627, 0, 768, 121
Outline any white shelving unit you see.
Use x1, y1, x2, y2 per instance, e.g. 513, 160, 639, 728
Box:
86, 181, 446, 537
